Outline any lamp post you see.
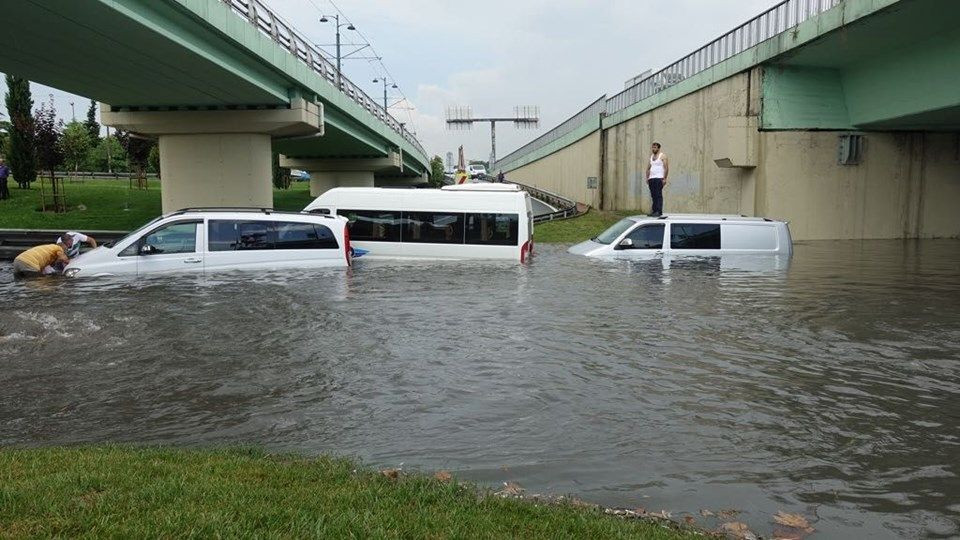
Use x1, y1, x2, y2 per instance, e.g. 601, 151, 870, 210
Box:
372, 77, 397, 112
319, 14, 355, 87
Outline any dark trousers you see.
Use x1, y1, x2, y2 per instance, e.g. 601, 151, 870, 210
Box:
0, 177, 9, 200
647, 178, 664, 215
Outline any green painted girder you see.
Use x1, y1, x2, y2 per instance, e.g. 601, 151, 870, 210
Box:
0, 0, 428, 169
763, 0, 960, 131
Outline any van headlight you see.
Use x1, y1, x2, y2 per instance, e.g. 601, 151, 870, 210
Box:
63, 267, 81, 278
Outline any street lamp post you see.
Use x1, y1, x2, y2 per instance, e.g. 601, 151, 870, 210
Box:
372, 77, 398, 112
319, 14, 355, 87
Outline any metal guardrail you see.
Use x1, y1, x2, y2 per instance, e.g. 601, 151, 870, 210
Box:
503, 180, 583, 223
496, 0, 843, 172
494, 96, 605, 173
219, 0, 428, 160
605, 0, 843, 114
54, 171, 159, 179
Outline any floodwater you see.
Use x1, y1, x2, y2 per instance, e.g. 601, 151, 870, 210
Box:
1, 241, 959, 539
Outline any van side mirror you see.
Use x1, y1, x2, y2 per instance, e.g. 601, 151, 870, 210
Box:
140, 244, 159, 255
616, 238, 633, 250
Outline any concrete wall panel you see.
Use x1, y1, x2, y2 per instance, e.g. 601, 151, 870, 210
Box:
504, 131, 602, 208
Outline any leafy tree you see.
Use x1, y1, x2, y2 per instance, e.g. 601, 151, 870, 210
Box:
34, 103, 65, 211
115, 129, 154, 189
272, 151, 291, 190
86, 136, 127, 172
0, 119, 10, 159
83, 100, 100, 143
60, 121, 92, 177
4, 74, 36, 188
429, 155, 445, 187
148, 143, 160, 175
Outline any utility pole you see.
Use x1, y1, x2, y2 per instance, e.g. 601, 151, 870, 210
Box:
372, 77, 397, 112
446, 106, 540, 170
69, 101, 75, 122
319, 14, 355, 87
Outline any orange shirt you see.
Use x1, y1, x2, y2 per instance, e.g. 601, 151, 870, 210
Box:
14, 244, 68, 271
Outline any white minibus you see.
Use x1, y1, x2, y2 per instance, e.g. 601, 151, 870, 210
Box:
304, 185, 534, 261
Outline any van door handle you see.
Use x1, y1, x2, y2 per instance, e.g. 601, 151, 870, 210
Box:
183, 257, 202, 264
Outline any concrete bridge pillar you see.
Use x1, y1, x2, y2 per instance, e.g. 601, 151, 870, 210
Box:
281, 152, 402, 197
101, 99, 322, 212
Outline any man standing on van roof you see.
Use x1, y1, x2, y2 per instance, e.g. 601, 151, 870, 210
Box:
12, 244, 70, 278
645, 142, 669, 217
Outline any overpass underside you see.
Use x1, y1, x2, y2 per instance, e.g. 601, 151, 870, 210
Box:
503, 0, 960, 240
0, 0, 428, 211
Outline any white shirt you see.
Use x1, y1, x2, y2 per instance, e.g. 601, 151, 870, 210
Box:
57, 232, 89, 258
649, 153, 666, 179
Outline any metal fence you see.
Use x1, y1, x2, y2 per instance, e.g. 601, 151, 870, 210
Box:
494, 96, 606, 172
505, 181, 583, 223
219, 0, 428, 159
605, 0, 843, 114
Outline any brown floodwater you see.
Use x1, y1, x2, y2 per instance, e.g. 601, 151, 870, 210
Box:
1, 240, 958, 538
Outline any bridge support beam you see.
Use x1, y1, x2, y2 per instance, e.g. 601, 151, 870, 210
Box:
101, 99, 323, 212
280, 152, 401, 196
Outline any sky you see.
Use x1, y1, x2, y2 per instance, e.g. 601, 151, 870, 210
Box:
1, 0, 779, 164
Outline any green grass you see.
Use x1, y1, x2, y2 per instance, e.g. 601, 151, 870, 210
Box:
534, 209, 639, 244
0, 179, 632, 245
0, 180, 314, 231
0, 447, 695, 539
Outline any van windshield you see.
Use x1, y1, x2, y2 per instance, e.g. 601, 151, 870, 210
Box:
593, 218, 636, 245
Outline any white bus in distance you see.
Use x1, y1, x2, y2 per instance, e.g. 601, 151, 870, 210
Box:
303, 184, 535, 261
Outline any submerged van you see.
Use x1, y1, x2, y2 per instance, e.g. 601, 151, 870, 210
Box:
568, 214, 792, 258
63, 208, 351, 277
304, 185, 534, 261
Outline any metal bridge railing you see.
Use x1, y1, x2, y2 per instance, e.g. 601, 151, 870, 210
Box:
505, 180, 583, 224
494, 96, 606, 172
605, 0, 843, 115
220, 0, 428, 159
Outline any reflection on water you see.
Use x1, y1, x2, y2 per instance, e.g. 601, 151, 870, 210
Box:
1, 240, 959, 538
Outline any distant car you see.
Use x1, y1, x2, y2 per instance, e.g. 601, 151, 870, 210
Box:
63, 209, 351, 277
568, 214, 792, 258
468, 164, 487, 179
291, 169, 311, 182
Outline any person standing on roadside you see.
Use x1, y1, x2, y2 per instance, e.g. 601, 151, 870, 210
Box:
0, 158, 10, 200
644, 142, 669, 217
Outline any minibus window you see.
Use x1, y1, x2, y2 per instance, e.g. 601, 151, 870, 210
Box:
670, 224, 720, 249
465, 213, 519, 246
403, 212, 464, 244
338, 210, 402, 242
208, 220, 275, 251
274, 221, 339, 250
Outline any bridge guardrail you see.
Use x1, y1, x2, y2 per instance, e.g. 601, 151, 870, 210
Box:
220, 0, 428, 160
501, 179, 583, 224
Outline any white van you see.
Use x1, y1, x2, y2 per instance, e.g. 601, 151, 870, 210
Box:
568, 214, 792, 258
304, 185, 534, 261
63, 208, 351, 277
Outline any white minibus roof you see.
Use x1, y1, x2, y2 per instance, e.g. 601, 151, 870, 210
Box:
441, 184, 522, 192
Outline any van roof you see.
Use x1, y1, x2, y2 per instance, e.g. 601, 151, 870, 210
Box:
441, 184, 521, 192
627, 213, 780, 223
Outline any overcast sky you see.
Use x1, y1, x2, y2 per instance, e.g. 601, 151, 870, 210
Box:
2, 0, 778, 164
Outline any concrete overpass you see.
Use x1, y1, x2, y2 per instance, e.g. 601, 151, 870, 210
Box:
0, 0, 430, 211
495, 0, 960, 240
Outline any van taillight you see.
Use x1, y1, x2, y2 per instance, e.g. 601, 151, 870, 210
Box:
520, 240, 531, 263
344, 224, 352, 266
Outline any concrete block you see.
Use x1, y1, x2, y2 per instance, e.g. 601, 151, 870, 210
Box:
713, 116, 759, 168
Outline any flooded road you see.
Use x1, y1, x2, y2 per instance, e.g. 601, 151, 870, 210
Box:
1, 240, 958, 538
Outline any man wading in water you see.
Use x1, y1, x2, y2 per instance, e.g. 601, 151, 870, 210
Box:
645, 142, 669, 217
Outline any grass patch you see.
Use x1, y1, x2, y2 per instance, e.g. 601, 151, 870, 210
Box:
0, 180, 314, 231
534, 209, 640, 244
0, 446, 695, 539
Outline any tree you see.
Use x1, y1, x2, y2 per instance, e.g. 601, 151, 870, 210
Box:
4, 74, 36, 188
429, 155, 445, 187
147, 143, 160, 175
34, 103, 65, 211
115, 129, 154, 189
83, 100, 100, 143
60, 121, 92, 178
0, 119, 10, 159
86, 136, 126, 172
272, 151, 291, 190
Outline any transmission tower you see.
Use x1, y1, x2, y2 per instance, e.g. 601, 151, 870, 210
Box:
445, 106, 540, 170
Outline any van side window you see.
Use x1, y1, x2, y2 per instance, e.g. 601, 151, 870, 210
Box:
403, 212, 464, 244
465, 213, 519, 246
132, 222, 198, 255
339, 210, 401, 242
208, 220, 275, 251
275, 221, 339, 250
670, 224, 721, 249
626, 224, 664, 249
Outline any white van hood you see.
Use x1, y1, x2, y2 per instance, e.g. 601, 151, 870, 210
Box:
567, 239, 608, 256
